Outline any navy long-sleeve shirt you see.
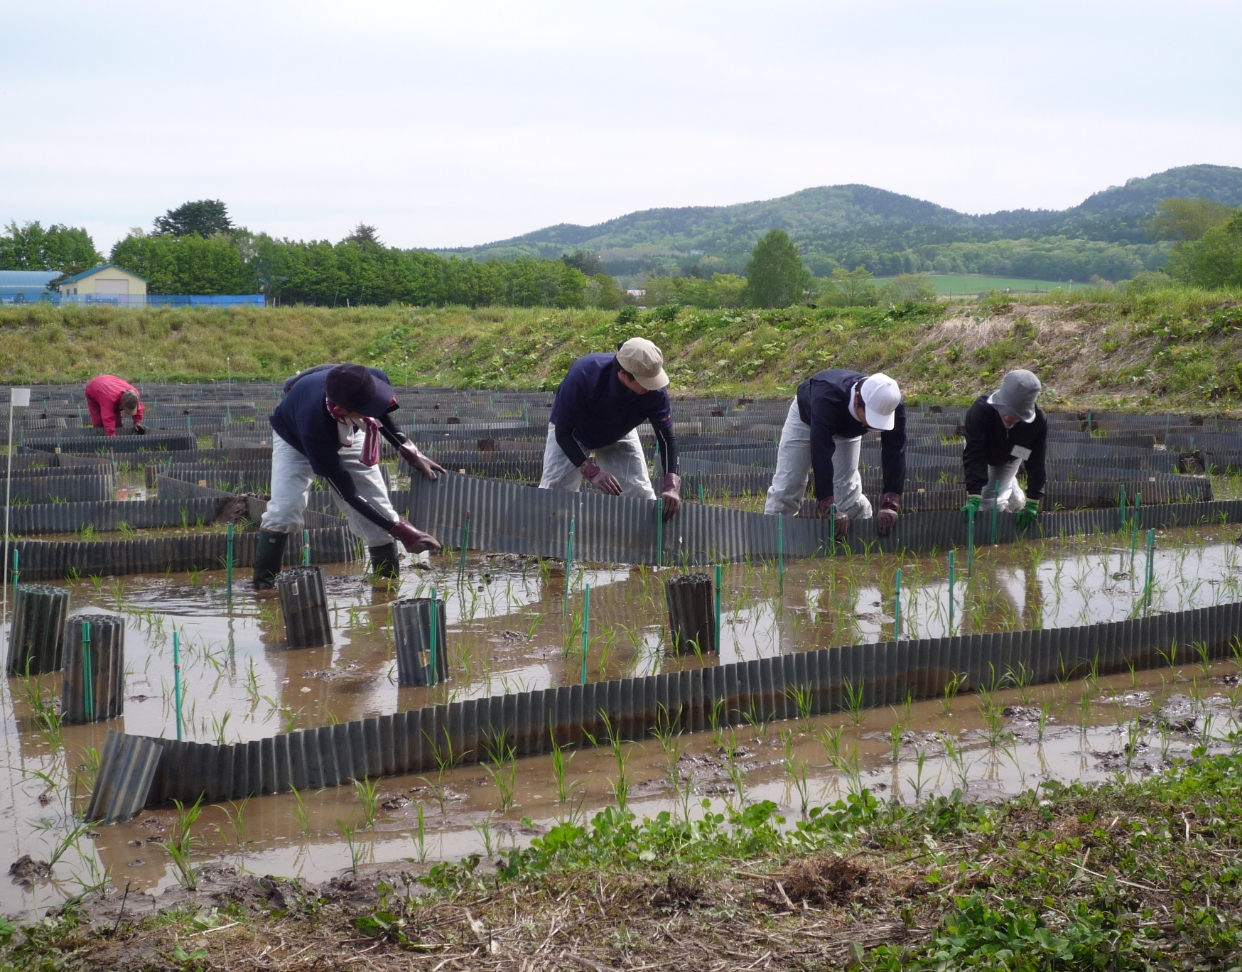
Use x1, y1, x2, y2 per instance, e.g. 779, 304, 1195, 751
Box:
962, 394, 1048, 500
796, 369, 906, 497
270, 365, 408, 531
549, 353, 678, 475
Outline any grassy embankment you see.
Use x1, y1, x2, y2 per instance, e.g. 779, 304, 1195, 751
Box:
7, 746, 1242, 970
0, 285, 1240, 411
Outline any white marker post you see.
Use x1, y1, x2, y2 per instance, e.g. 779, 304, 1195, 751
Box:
2, 387, 30, 627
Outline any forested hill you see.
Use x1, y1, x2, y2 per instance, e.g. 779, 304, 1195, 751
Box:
439, 164, 1242, 281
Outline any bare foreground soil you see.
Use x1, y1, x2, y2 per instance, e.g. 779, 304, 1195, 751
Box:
15, 748, 1242, 972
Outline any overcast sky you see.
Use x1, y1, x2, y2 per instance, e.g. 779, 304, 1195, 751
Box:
3, 0, 1240, 253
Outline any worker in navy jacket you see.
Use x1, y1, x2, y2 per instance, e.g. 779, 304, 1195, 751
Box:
961, 369, 1047, 529
539, 337, 682, 520
254, 364, 443, 589
765, 369, 905, 539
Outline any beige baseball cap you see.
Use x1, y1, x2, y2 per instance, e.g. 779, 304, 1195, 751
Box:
616, 337, 669, 391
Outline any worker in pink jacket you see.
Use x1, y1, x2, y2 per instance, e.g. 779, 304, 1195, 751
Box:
84, 375, 146, 436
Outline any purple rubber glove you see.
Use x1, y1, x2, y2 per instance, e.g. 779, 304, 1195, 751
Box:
660, 473, 681, 520
876, 491, 900, 537
390, 519, 442, 554
400, 441, 446, 481
581, 458, 622, 495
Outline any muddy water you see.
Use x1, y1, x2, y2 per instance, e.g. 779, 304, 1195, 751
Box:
3, 525, 1242, 917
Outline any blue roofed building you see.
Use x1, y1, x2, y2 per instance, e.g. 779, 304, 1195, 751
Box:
0, 270, 59, 303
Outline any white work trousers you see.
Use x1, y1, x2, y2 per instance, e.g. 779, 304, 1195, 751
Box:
982, 458, 1026, 513
260, 434, 399, 546
764, 399, 873, 519
538, 424, 657, 499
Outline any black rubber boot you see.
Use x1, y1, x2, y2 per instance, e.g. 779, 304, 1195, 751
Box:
368, 542, 401, 582
252, 530, 288, 591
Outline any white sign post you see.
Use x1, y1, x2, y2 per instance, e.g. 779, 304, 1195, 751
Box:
2, 387, 31, 629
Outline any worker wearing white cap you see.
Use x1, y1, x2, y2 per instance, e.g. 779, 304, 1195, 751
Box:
539, 337, 682, 520
961, 369, 1046, 528
764, 369, 905, 539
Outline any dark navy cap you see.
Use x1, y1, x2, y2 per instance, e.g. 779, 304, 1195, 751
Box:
324, 364, 395, 418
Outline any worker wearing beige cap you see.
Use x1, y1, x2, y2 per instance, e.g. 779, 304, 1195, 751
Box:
539, 337, 681, 520
765, 369, 906, 539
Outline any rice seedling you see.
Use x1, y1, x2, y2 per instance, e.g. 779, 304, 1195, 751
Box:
290, 784, 311, 836
905, 746, 928, 804
473, 813, 497, 857
842, 677, 866, 726
159, 797, 205, 890
940, 671, 965, 716
781, 729, 810, 817
410, 802, 428, 862
482, 731, 517, 812
215, 797, 250, 848
338, 817, 363, 875
353, 776, 381, 829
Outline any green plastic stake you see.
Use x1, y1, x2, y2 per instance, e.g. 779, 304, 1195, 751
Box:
894, 567, 902, 641
225, 523, 234, 602
714, 564, 722, 654
563, 518, 575, 617
829, 503, 836, 553
698, 482, 705, 505
11, 548, 17, 592
947, 550, 956, 635
1118, 484, 1127, 529
428, 587, 438, 687
173, 629, 182, 740
302, 529, 310, 566
656, 498, 663, 567
777, 513, 784, 593
967, 508, 975, 577
1144, 529, 1156, 614
458, 510, 471, 578
991, 496, 999, 546
82, 622, 94, 723
1130, 492, 1142, 569
580, 583, 591, 685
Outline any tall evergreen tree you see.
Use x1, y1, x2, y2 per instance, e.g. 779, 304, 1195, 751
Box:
744, 229, 811, 308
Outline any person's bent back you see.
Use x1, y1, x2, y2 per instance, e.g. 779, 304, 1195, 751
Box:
84, 375, 145, 436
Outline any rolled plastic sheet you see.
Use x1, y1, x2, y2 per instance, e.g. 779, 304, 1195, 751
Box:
391, 596, 449, 686
276, 566, 333, 648
665, 573, 716, 655
6, 584, 71, 675
62, 614, 125, 725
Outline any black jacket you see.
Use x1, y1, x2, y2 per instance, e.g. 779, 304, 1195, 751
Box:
961, 394, 1047, 499
796, 369, 906, 497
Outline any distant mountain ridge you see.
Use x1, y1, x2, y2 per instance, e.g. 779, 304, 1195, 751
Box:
436, 164, 1242, 281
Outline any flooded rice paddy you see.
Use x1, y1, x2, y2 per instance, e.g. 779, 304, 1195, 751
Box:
6, 524, 1242, 917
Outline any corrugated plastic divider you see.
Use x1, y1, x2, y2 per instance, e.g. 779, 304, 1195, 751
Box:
5, 498, 224, 535
408, 472, 1242, 565
665, 573, 716, 655
77, 597, 1242, 822
11, 526, 358, 581
6, 585, 71, 675
84, 731, 163, 824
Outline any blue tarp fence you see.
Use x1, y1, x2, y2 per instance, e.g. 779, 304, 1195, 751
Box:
1, 294, 266, 307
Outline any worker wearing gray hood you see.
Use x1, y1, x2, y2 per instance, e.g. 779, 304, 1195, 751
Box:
961, 369, 1047, 529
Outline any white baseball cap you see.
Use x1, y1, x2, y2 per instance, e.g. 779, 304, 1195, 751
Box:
616, 337, 669, 391
859, 373, 901, 430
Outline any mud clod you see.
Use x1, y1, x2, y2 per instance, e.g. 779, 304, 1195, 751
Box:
767, 854, 871, 908
9, 855, 51, 887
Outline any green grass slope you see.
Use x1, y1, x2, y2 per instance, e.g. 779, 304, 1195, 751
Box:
1, 285, 1240, 411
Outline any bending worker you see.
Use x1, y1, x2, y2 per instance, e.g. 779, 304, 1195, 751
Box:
539, 337, 681, 520
961, 369, 1046, 529
253, 363, 444, 590
764, 369, 905, 539
85, 374, 145, 436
